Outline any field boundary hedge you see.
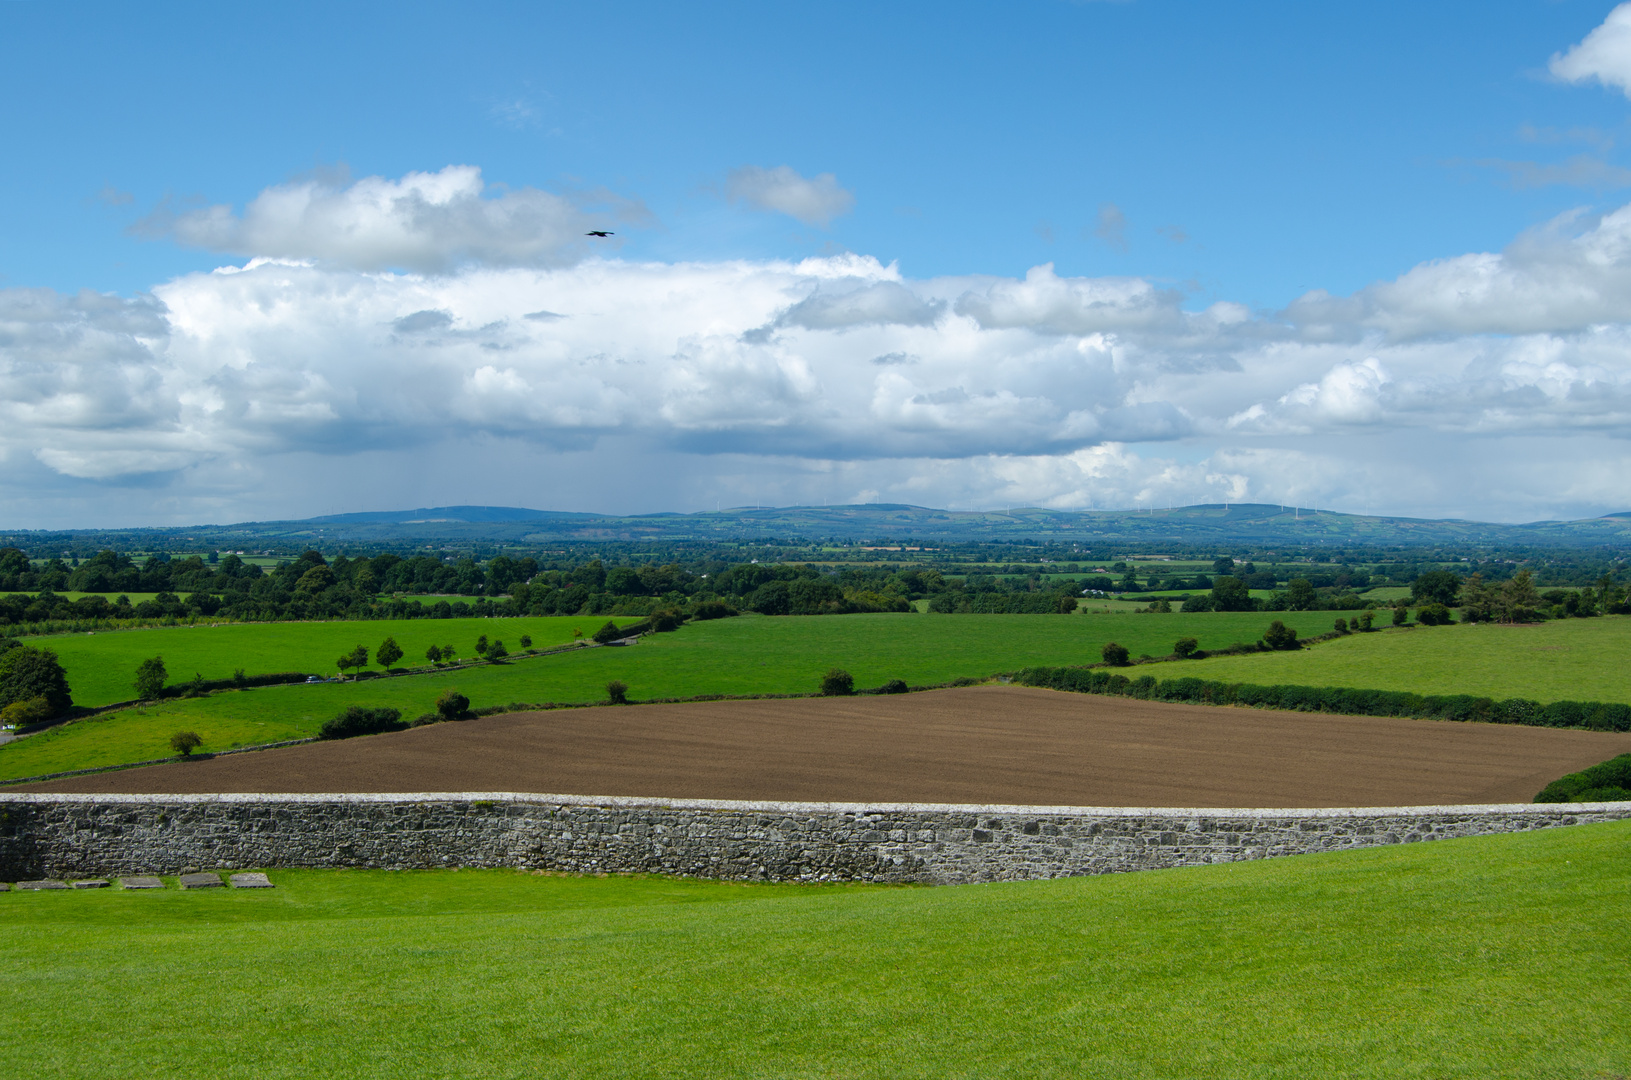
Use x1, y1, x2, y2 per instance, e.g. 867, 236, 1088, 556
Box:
1015, 665, 1631, 731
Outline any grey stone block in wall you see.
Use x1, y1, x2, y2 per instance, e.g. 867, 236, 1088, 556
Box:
0, 793, 1626, 886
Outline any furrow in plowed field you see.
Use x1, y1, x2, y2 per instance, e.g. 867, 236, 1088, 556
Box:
20, 686, 1631, 806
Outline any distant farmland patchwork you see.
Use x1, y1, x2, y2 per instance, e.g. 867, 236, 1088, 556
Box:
4, 611, 1629, 784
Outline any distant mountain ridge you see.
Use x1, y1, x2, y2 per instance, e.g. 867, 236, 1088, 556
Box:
11, 502, 1628, 550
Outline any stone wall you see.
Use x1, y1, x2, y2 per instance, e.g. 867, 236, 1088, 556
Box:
1, 793, 1625, 885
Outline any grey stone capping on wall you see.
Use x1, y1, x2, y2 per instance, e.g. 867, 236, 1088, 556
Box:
1, 792, 1625, 885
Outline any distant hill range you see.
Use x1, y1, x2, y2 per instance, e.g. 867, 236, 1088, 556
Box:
12, 503, 1631, 550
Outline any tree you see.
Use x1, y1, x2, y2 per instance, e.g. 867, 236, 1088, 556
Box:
1211, 576, 1254, 612
606, 680, 629, 704
1459, 573, 1498, 623
1392, 602, 1409, 626
1412, 570, 1462, 606
169, 731, 203, 757
441, 644, 456, 663
1101, 642, 1130, 666
592, 620, 623, 644
474, 634, 489, 656
820, 668, 855, 695
1285, 578, 1317, 611
1499, 569, 1540, 623
1262, 620, 1300, 650
1358, 610, 1374, 631
1174, 637, 1200, 659
435, 689, 471, 721
1212, 557, 1236, 576
376, 637, 404, 671
1334, 618, 1348, 634
337, 645, 368, 679
134, 655, 168, 700
0, 645, 72, 716
486, 639, 508, 661
425, 644, 443, 664
0, 695, 54, 727
519, 635, 532, 649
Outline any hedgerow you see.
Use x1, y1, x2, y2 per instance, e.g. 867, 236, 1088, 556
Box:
1015, 665, 1631, 731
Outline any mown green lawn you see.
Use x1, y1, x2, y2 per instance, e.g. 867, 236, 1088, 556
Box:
2, 821, 1627, 1078
1182, 616, 1631, 704
1, 611, 1337, 779
27, 616, 613, 707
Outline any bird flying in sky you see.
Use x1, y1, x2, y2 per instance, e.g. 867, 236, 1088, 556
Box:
586, 230, 613, 237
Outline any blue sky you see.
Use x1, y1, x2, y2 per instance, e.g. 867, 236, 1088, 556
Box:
6, 1, 1631, 526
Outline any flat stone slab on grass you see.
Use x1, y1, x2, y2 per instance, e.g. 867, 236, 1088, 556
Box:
178, 872, 223, 889
15, 880, 68, 891
229, 873, 274, 889
118, 876, 165, 890
70, 879, 109, 889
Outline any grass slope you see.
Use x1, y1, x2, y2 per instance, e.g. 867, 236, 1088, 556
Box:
30, 616, 610, 707
1, 611, 1335, 780
1183, 616, 1631, 704
2, 822, 1628, 1078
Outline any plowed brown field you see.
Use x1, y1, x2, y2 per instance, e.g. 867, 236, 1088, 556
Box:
21, 687, 1631, 806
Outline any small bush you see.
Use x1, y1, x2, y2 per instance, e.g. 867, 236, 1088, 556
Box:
1535, 753, 1631, 802
410, 712, 440, 727
1262, 621, 1300, 650
0, 694, 55, 727
169, 730, 203, 757
592, 620, 624, 644
821, 668, 855, 696
1392, 604, 1409, 626
1358, 611, 1375, 632
692, 600, 739, 620
1173, 637, 1199, 659
650, 608, 687, 632
1101, 642, 1130, 666
519, 635, 532, 649
436, 689, 472, 722
1417, 602, 1454, 626
1333, 618, 1348, 634
607, 680, 629, 704
880, 678, 909, 694
318, 706, 407, 741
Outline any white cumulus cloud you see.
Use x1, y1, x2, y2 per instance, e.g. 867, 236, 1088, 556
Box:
726, 165, 856, 227
1552, 4, 1631, 97
137, 166, 630, 273
12, 165, 1631, 523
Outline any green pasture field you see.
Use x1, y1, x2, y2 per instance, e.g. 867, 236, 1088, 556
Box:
1, 611, 1336, 780
3, 821, 1627, 1078
29, 617, 606, 707
1183, 616, 1631, 704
